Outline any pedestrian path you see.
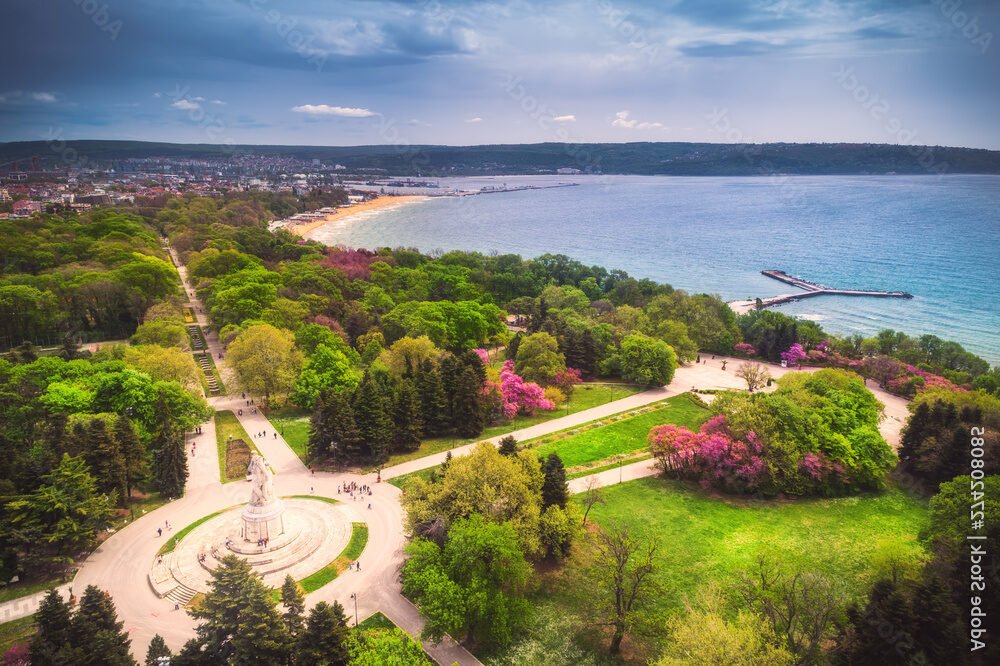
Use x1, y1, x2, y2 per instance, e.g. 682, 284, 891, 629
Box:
0, 582, 72, 623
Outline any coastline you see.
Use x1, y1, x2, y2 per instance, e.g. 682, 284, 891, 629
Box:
285, 195, 429, 238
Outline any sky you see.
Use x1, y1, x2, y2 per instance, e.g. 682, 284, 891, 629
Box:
2, 0, 998, 148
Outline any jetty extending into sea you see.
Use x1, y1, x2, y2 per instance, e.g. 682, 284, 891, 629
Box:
728, 270, 913, 314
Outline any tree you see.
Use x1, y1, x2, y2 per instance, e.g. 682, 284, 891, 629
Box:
652, 319, 699, 364
837, 578, 917, 665
617, 334, 677, 386
580, 475, 605, 526
291, 342, 361, 411
150, 404, 187, 498
392, 379, 425, 452
145, 635, 172, 666
589, 523, 657, 654
780, 342, 807, 367
227, 323, 304, 407
378, 335, 442, 375
84, 416, 127, 503
403, 515, 531, 647
352, 372, 394, 465
498, 435, 519, 456
515, 332, 566, 384
449, 364, 486, 438
279, 575, 305, 638
71, 586, 136, 666
414, 360, 450, 437
4, 454, 115, 569
189, 555, 291, 664
124, 345, 200, 390
30, 589, 74, 666
541, 453, 568, 508
113, 416, 146, 503
296, 601, 351, 666
347, 628, 431, 666
735, 361, 771, 393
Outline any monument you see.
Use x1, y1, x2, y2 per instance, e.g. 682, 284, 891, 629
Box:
241, 454, 285, 543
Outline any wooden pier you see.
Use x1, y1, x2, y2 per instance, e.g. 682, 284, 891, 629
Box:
729, 270, 913, 313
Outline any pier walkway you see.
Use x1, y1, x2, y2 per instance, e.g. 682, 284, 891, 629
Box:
729, 270, 912, 313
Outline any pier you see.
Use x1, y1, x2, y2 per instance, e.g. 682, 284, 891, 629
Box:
729, 270, 913, 314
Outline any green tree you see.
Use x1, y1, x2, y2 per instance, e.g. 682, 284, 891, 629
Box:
296, 601, 351, 666
30, 589, 75, 666
347, 628, 431, 666
308, 390, 363, 466
515, 332, 566, 384
589, 523, 658, 654
379, 336, 442, 375
145, 634, 172, 666
4, 454, 115, 569
392, 379, 425, 452
541, 452, 568, 508
150, 407, 188, 498
280, 575, 305, 639
498, 435, 519, 456
617, 334, 677, 386
352, 373, 394, 466
71, 585, 137, 666
113, 415, 146, 503
227, 324, 304, 407
414, 360, 450, 436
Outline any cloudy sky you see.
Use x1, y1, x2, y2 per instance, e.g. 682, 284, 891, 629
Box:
2, 0, 998, 148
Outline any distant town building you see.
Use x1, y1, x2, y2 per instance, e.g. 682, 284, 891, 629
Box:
556, 167, 582, 174
12, 200, 43, 215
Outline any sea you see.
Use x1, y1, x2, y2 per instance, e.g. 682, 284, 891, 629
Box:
309, 175, 1000, 365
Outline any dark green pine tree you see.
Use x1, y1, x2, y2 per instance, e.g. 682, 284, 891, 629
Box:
280, 574, 306, 639
71, 585, 136, 666
30, 589, 75, 666
392, 379, 424, 453
449, 365, 486, 438
505, 332, 522, 361
541, 453, 569, 508
86, 417, 127, 504
352, 373, 394, 466
114, 416, 146, 503
498, 435, 519, 456
190, 555, 266, 663
151, 420, 187, 498
232, 579, 292, 665
327, 391, 363, 468
307, 391, 334, 461
414, 360, 450, 436
144, 634, 172, 666
296, 601, 351, 666
840, 578, 917, 665
910, 571, 965, 665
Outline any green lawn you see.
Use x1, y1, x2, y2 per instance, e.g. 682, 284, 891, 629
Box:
297, 523, 370, 593
214, 410, 258, 483
530, 393, 711, 471
0, 615, 35, 654
159, 508, 231, 555
507, 477, 929, 661
270, 407, 312, 461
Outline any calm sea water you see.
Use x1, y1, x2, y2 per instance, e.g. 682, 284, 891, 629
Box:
310, 175, 1000, 364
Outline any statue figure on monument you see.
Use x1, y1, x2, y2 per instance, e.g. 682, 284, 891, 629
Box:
247, 454, 274, 506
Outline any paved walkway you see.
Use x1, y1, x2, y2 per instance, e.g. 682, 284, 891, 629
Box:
0, 583, 72, 624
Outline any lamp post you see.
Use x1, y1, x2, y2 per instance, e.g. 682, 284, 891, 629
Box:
350, 592, 358, 626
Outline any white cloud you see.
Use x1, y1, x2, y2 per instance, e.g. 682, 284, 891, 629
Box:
465, 117, 483, 123
291, 104, 377, 117
553, 114, 576, 122
31, 92, 56, 103
153, 92, 161, 98
612, 110, 663, 129
171, 99, 201, 111
210, 99, 226, 105
0, 91, 58, 104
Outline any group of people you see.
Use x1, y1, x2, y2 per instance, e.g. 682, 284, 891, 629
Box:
338, 481, 371, 496
257, 536, 270, 548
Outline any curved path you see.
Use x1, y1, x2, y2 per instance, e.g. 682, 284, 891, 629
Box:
64, 248, 911, 664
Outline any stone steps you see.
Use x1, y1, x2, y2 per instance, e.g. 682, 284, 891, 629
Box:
165, 583, 198, 606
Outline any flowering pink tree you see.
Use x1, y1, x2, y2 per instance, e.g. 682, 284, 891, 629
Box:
780, 343, 807, 367
497, 360, 555, 416
648, 415, 766, 493
473, 348, 491, 365
734, 342, 756, 357
553, 367, 583, 397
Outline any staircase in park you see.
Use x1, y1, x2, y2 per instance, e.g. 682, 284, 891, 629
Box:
187, 324, 221, 396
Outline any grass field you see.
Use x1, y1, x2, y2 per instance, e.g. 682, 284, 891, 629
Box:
159, 508, 230, 555
297, 523, 369, 593
214, 410, 258, 483
270, 407, 311, 461
0, 615, 34, 654
504, 477, 929, 662
530, 393, 711, 472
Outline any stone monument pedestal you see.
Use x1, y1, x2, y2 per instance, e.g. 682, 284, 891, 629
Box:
241, 498, 285, 543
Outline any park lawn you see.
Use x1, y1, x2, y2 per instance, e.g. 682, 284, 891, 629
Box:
297, 523, 370, 593
518, 477, 929, 661
374, 383, 646, 471
0, 615, 35, 654
214, 410, 258, 483
270, 406, 312, 461
387, 466, 437, 490
531, 393, 711, 470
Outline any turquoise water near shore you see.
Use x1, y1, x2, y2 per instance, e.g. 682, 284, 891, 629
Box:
310, 175, 1000, 364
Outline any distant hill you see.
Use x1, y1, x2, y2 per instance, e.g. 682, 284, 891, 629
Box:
2, 139, 999, 176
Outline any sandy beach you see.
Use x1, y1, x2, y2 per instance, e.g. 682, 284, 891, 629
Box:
285, 195, 429, 238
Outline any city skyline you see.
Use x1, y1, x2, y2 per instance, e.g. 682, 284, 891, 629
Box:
2, 0, 998, 149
